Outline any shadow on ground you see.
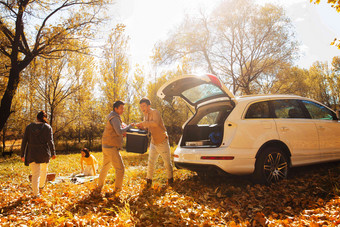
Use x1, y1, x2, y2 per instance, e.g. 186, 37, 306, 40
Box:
63, 160, 339, 225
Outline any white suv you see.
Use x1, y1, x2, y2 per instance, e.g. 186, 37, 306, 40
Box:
157, 74, 340, 184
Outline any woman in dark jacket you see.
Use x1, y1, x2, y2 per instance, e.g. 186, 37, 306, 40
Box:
21, 111, 56, 197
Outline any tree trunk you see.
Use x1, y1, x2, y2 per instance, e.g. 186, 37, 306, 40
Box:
0, 0, 30, 132
78, 119, 81, 143
1, 124, 6, 152
0, 68, 20, 131
50, 107, 55, 129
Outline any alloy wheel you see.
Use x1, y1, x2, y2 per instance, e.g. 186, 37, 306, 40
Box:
263, 152, 288, 183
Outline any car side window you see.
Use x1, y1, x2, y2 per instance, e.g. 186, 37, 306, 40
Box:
245, 101, 270, 119
272, 99, 306, 119
302, 100, 336, 120
198, 111, 219, 125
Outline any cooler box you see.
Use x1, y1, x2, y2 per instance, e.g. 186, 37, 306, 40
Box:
126, 129, 149, 154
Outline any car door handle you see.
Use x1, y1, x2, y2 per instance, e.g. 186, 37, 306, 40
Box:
280, 127, 289, 132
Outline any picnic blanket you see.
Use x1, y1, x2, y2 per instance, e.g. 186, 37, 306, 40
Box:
49, 173, 99, 185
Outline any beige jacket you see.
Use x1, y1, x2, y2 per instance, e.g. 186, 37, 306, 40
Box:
141, 108, 168, 145
102, 111, 123, 148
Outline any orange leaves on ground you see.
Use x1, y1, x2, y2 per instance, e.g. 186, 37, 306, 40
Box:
0, 155, 339, 226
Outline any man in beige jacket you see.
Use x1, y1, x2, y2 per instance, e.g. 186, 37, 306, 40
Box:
97, 100, 134, 194
137, 98, 173, 187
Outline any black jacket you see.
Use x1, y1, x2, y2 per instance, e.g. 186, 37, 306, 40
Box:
21, 122, 56, 166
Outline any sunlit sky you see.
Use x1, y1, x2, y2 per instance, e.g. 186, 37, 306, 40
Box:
111, 0, 340, 71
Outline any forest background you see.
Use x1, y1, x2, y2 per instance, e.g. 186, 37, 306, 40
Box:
1, 0, 340, 153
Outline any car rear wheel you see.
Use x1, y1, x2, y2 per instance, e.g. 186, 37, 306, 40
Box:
253, 147, 289, 184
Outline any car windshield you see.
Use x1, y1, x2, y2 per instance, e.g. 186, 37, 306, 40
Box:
182, 84, 224, 104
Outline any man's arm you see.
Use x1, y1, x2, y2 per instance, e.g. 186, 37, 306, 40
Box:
47, 126, 56, 158
141, 110, 161, 128
110, 117, 132, 135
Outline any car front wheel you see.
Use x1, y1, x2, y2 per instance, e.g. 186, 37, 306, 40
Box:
253, 147, 289, 184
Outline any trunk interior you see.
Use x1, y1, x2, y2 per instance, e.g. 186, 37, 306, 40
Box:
180, 101, 234, 148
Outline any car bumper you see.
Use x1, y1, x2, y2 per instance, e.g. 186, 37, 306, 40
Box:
174, 146, 256, 175
175, 162, 227, 174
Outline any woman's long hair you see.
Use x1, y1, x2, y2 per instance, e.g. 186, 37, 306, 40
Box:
81, 148, 90, 158
37, 111, 48, 124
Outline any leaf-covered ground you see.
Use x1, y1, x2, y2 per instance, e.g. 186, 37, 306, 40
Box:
0, 150, 339, 226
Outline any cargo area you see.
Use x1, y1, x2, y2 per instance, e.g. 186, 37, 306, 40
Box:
180, 102, 234, 148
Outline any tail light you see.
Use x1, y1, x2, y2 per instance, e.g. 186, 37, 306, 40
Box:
206, 74, 222, 88
201, 156, 234, 160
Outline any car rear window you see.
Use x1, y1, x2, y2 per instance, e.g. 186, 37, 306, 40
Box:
182, 84, 224, 104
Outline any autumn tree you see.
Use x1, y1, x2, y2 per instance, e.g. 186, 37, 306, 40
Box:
256, 64, 310, 96
17, 50, 101, 149
0, 0, 112, 132
0, 82, 28, 152
153, 0, 299, 95
310, 0, 340, 11
327, 56, 340, 107
0, 32, 10, 97
100, 24, 130, 114
124, 65, 147, 124
145, 60, 193, 144
311, 56, 340, 109
307, 61, 332, 107
310, 0, 340, 49
28, 57, 78, 132
260, 56, 340, 109
66, 51, 96, 144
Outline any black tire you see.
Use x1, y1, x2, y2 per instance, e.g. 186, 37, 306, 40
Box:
253, 147, 289, 184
